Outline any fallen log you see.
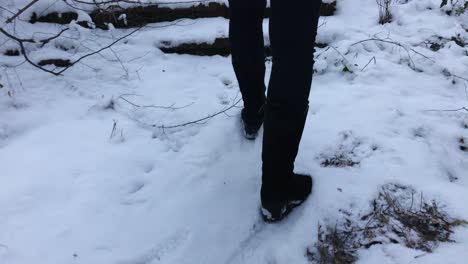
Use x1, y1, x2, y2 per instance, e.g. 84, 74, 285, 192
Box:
158, 37, 328, 56
30, 2, 336, 29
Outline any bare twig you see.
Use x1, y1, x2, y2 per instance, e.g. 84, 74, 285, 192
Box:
4, 0, 40, 24
117, 94, 194, 110
350, 38, 435, 70
154, 97, 241, 129
330, 46, 352, 67
361, 56, 376, 71
109, 119, 117, 140
17, 40, 59, 75
2, 0, 185, 76
109, 46, 129, 77
0, 27, 67, 75
40, 28, 70, 47
424, 107, 468, 112
0, 28, 34, 43
0, 6, 15, 16
453, 75, 468, 83
54, 26, 144, 75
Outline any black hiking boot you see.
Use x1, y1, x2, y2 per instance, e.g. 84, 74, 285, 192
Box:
261, 173, 312, 222
241, 106, 265, 140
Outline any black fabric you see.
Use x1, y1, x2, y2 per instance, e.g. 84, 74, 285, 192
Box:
228, 1, 267, 114
241, 106, 264, 139
229, 0, 322, 200
261, 173, 312, 221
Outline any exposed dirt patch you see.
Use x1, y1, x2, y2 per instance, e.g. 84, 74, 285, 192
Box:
451, 35, 466, 47
319, 131, 378, 168
423, 34, 466, 52
316, 42, 329, 49
30, 12, 89, 28
430, 42, 443, 51
307, 183, 467, 264
93, 2, 229, 29
158, 37, 280, 57
320, 1, 337, 16
460, 137, 467, 152
159, 38, 231, 57
321, 154, 360, 168
3, 49, 20, 56
38, 59, 72, 67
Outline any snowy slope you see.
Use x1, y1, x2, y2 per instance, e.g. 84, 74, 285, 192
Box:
1, 0, 468, 263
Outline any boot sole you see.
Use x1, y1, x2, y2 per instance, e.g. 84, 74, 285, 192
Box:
261, 175, 313, 223
241, 118, 260, 140
261, 199, 305, 223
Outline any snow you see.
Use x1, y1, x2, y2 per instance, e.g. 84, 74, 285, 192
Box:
1, 0, 228, 21
1, 0, 468, 263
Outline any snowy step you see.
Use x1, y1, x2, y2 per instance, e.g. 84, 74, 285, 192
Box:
30, 17, 329, 64
30, 1, 336, 29
36, 37, 328, 65
159, 37, 328, 57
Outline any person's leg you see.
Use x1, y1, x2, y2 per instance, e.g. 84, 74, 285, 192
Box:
261, 0, 322, 220
229, 0, 267, 117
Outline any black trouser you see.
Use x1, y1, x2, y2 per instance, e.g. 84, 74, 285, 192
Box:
229, 0, 322, 198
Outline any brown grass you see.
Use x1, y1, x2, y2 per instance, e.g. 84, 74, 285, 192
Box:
377, 0, 394, 24
308, 184, 467, 263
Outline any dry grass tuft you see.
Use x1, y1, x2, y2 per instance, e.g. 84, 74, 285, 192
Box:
308, 184, 467, 263
377, 0, 394, 24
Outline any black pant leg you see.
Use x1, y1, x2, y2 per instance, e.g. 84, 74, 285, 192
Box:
228, 0, 267, 113
262, 0, 322, 196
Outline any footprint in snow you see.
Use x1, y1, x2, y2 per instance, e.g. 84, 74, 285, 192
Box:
127, 181, 146, 195
118, 229, 190, 264
220, 76, 234, 88
120, 180, 148, 205
218, 93, 231, 105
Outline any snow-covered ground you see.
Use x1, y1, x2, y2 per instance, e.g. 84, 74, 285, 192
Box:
1, 0, 468, 263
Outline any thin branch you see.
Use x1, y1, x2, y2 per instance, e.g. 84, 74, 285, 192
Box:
350, 38, 435, 70
453, 75, 468, 83
117, 94, 194, 110
110, 119, 117, 140
0, 28, 54, 73
0, 28, 34, 43
40, 28, 70, 47
55, 26, 144, 75
53, 20, 183, 75
0, 6, 15, 16
423, 107, 468, 112
18, 41, 60, 75
2, 11, 188, 76
361, 56, 376, 72
109, 46, 129, 77
409, 47, 435, 62
329, 45, 354, 72
5, 0, 40, 24
154, 98, 242, 129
